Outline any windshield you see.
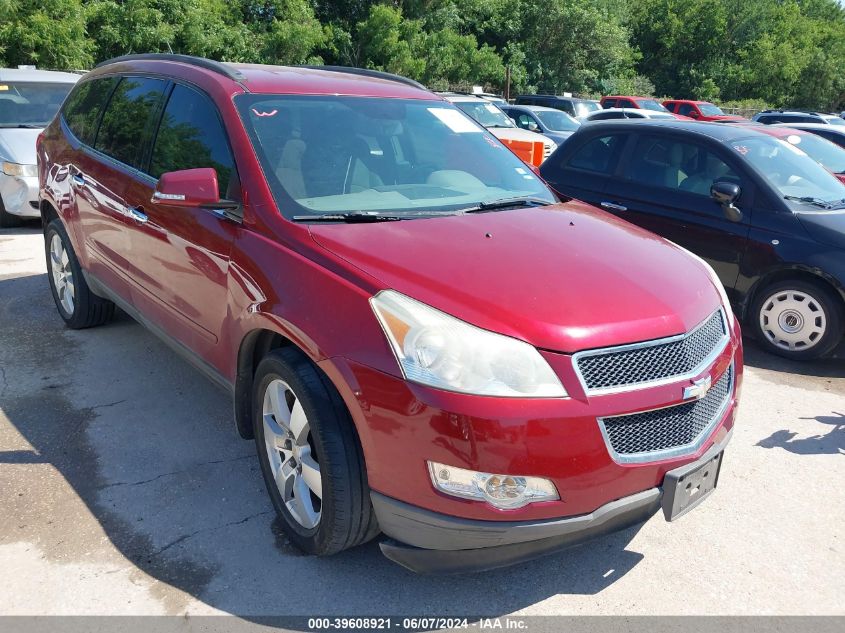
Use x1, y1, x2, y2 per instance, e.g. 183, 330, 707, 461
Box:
733, 136, 845, 207
636, 99, 670, 112
453, 101, 514, 128
235, 95, 554, 218
0, 81, 75, 127
699, 103, 725, 116
779, 132, 845, 174
827, 117, 845, 127
574, 101, 601, 117
536, 109, 580, 131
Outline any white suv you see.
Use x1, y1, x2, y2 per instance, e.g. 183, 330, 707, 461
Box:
0, 68, 79, 227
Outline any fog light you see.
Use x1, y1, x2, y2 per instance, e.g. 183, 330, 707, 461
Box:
428, 461, 559, 509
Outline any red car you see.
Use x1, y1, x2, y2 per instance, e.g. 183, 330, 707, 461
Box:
601, 95, 692, 120
38, 55, 742, 573
663, 100, 745, 122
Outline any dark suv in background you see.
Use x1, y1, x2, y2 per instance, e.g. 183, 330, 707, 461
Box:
515, 94, 601, 118
540, 120, 845, 360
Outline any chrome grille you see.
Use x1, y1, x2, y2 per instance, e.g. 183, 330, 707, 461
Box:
598, 364, 733, 463
574, 309, 728, 393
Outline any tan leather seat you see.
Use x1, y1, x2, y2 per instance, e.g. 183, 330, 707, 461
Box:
275, 138, 307, 199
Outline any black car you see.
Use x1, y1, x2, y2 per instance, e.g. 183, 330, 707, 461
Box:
540, 120, 845, 360
515, 94, 601, 119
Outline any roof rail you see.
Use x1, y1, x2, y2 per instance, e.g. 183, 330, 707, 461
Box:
94, 53, 245, 82
295, 65, 426, 90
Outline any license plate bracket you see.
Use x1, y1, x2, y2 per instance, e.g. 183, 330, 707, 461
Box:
662, 449, 724, 521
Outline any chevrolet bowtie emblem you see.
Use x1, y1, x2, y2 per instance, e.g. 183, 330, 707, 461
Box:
683, 375, 712, 400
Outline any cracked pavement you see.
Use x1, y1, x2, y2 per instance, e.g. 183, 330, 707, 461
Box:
1, 227, 844, 619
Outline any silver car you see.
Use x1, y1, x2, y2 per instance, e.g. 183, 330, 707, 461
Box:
1, 68, 79, 227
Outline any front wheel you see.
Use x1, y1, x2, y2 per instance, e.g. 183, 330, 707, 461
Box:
253, 347, 378, 555
751, 279, 843, 360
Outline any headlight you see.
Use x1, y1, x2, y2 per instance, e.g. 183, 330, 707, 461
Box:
428, 461, 559, 509
370, 290, 567, 397
1, 162, 37, 178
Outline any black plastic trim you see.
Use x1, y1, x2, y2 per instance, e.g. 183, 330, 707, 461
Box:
95, 53, 246, 84
295, 65, 426, 90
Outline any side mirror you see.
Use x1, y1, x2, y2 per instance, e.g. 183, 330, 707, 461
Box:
689, 110, 700, 119
152, 168, 239, 213
710, 181, 743, 222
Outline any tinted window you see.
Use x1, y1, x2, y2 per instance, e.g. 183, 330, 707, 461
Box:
603, 98, 617, 108
624, 136, 740, 197
63, 77, 118, 145
588, 111, 624, 121
816, 130, 845, 149
756, 115, 781, 124
95, 77, 167, 168
678, 103, 696, 116
150, 85, 235, 197
566, 134, 627, 174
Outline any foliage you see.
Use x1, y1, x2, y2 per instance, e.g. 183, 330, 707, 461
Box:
0, 0, 844, 109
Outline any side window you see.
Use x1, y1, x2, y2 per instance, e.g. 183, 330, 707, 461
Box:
514, 113, 538, 131
603, 98, 617, 108
150, 84, 235, 197
757, 115, 779, 124
62, 77, 119, 146
623, 136, 740, 197
664, 102, 677, 113
621, 99, 636, 108
566, 134, 627, 174
95, 77, 167, 168
678, 103, 696, 117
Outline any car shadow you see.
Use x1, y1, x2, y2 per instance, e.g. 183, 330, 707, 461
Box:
741, 335, 845, 379
756, 412, 845, 456
0, 271, 647, 621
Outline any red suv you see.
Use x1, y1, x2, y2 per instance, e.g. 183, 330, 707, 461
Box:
663, 100, 745, 122
600, 95, 691, 120
38, 54, 743, 573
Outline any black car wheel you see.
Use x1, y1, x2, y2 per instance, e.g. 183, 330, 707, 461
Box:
751, 279, 843, 360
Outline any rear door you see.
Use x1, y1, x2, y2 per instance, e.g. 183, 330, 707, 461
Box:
121, 82, 239, 362
600, 132, 752, 290
70, 76, 167, 300
540, 131, 631, 205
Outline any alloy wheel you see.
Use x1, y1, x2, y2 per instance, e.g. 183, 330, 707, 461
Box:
49, 233, 75, 315
262, 378, 322, 529
758, 289, 827, 351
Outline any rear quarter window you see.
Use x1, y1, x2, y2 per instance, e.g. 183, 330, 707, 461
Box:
62, 77, 119, 146
565, 134, 627, 174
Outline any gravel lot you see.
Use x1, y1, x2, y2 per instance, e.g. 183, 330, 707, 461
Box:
1, 226, 843, 619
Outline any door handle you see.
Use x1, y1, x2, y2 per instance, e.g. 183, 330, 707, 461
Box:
71, 174, 84, 186
600, 201, 627, 212
127, 207, 148, 223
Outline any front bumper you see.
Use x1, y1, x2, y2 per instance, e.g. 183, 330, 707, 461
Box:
374, 432, 731, 574
0, 174, 39, 218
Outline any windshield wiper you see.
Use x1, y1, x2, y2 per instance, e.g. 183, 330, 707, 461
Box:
457, 196, 553, 214
783, 195, 835, 209
292, 212, 405, 223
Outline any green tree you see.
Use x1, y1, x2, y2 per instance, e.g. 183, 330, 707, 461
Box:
0, 0, 94, 69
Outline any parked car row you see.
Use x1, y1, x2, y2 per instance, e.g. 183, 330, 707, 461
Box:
31, 55, 747, 574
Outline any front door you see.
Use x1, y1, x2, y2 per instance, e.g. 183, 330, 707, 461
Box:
605, 133, 752, 293
121, 83, 238, 365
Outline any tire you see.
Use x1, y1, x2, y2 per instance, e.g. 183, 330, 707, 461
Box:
44, 218, 115, 329
0, 197, 23, 228
750, 279, 844, 360
253, 347, 378, 555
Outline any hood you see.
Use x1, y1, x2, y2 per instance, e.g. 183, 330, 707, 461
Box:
309, 202, 721, 353
796, 210, 845, 249
487, 127, 553, 146
542, 131, 574, 146
0, 128, 40, 164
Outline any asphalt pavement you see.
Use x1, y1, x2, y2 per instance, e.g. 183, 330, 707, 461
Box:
1, 226, 843, 619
